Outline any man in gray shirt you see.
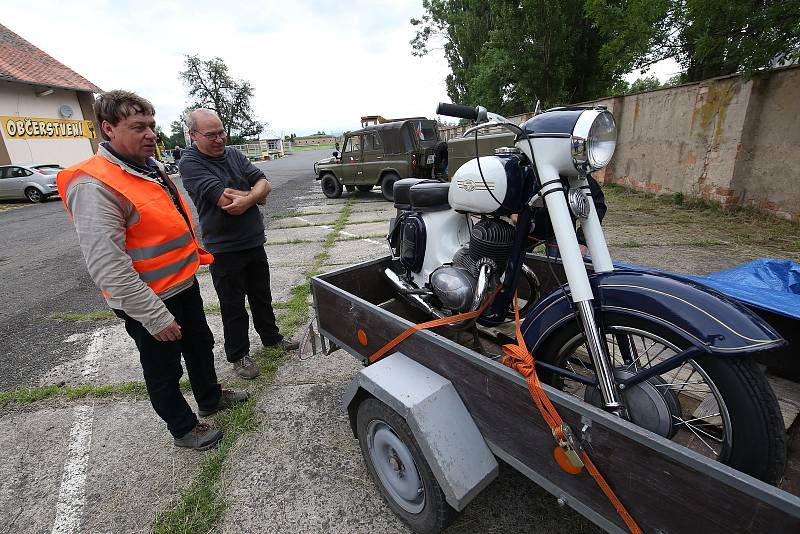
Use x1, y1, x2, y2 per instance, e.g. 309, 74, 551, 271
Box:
179, 109, 297, 380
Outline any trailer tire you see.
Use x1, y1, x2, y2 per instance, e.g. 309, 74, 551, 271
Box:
356, 398, 458, 533
538, 312, 787, 484
321, 174, 342, 198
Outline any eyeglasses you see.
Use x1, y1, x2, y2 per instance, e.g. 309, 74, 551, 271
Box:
193, 130, 226, 141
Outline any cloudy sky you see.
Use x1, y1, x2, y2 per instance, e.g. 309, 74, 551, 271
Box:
3, 1, 679, 137
3, 0, 451, 136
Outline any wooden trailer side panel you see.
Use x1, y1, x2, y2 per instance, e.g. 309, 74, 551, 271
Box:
313, 260, 800, 533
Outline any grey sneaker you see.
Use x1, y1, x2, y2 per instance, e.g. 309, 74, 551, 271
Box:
198, 389, 250, 417
174, 422, 222, 450
265, 338, 299, 351
232, 355, 260, 379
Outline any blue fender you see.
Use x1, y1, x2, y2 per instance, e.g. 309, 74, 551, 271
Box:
521, 269, 785, 355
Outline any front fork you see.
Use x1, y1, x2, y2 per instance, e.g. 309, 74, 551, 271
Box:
538, 172, 627, 416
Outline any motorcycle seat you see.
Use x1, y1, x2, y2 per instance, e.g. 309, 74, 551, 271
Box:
410, 181, 451, 211
393, 178, 427, 210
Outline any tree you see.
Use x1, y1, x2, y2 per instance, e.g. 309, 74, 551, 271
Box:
411, 0, 623, 113
180, 55, 265, 139
159, 120, 187, 150
587, 0, 800, 83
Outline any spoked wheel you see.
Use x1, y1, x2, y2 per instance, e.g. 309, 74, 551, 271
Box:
356, 398, 458, 532
539, 314, 787, 483
25, 187, 43, 203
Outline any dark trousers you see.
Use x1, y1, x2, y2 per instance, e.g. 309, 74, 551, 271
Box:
114, 280, 221, 438
209, 246, 282, 363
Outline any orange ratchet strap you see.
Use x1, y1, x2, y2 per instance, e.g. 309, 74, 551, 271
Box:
501, 292, 642, 534
368, 286, 501, 363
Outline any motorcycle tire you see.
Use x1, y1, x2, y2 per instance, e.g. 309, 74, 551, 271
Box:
537, 312, 787, 484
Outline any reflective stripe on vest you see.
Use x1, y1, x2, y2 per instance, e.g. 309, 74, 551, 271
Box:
57, 154, 213, 296
138, 250, 198, 283
127, 232, 192, 261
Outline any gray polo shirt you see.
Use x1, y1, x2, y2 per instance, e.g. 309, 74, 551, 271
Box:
178, 145, 267, 254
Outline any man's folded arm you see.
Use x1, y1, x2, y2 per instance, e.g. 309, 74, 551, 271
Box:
179, 161, 226, 207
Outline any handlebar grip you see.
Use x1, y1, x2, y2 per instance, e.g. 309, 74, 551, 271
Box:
436, 102, 479, 121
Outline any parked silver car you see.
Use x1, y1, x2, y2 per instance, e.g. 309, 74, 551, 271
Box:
0, 164, 63, 203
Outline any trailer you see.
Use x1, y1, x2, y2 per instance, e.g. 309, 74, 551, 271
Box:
310, 253, 800, 533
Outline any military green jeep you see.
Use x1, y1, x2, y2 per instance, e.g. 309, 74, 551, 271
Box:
313, 118, 444, 201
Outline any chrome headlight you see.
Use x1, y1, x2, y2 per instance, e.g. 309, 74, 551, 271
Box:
571, 110, 617, 171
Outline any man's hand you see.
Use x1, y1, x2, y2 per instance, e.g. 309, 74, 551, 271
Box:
221, 191, 255, 215
223, 187, 250, 197
154, 320, 182, 341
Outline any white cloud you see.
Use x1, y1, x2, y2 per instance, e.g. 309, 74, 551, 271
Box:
2, 0, 451, 135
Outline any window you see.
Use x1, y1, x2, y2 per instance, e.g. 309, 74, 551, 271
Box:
1, 167, 30, 178
364, 132, 383, 151
345, 135, 361, 154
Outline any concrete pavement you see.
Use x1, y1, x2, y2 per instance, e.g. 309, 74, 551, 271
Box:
6, 158, 795, 533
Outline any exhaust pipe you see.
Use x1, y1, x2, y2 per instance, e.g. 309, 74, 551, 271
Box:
384, 264, 497, 330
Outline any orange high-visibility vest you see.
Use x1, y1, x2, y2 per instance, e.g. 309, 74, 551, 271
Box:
57, 154, 214, 296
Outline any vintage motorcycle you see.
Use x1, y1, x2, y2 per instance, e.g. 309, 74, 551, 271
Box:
384, 102, 787, 483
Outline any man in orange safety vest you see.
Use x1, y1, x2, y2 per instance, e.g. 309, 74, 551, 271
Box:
57, 90, 247, 450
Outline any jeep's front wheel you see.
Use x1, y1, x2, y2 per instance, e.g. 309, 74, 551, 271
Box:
380, 173, 399, 202
321, 174, 343, 199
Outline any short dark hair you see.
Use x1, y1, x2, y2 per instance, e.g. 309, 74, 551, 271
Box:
93, 90, 155, 140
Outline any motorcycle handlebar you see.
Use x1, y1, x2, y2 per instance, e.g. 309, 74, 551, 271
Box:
436, 102, 479, 121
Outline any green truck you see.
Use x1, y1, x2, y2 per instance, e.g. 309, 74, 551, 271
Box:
314, 118, 444, 201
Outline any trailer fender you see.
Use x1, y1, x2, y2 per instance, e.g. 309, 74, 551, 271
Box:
343, 352, 498, 511
522, 268, 785, 355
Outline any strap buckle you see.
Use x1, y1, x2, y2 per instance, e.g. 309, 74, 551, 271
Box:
554, 423, 584, 469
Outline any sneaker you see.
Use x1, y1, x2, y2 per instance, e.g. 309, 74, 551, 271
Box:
198, 389, 250, 417
232, 355, 260, 379
174, 421, 222, 450
265, 338, 299, 351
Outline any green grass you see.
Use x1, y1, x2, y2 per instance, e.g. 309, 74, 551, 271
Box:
0, 379, 194, 409
268, 238, 319, 246
604, 183, 800, 257
1, 381, 146, 408
615, 240, 643, 248
50, 310, 116, 322
289, 143, 336, 152
270, 210, 328, 220
153, 197, 355, 533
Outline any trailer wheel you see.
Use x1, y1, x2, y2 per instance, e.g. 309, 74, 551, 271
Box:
321, 174, 342, 198
356, 398, 458, 533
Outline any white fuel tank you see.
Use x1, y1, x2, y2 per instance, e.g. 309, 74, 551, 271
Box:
448, 156, 508, 214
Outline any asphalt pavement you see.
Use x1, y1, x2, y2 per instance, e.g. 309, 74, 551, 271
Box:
0, 148, 324, 392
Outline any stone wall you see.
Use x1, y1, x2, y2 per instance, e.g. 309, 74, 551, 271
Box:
438, 65, 800, 221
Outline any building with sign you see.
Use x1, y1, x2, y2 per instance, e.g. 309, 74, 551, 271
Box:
0, 23, 101, 167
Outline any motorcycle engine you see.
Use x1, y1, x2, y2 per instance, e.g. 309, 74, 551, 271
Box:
431, 218, 514, 312
453, 218, 514, 277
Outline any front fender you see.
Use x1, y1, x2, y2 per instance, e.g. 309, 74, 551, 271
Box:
521, 269, 785, 355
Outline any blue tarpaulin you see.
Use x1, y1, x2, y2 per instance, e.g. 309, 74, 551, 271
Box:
616, 259, 800, 320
